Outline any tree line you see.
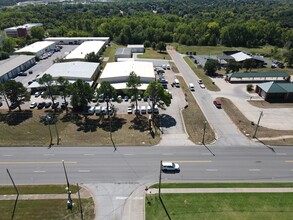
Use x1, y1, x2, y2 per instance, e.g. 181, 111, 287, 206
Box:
0, 0, 292, 49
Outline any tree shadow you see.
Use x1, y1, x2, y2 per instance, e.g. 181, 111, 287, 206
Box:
0, 110, 33, 126
158, 114, 177, 128
101, 116, 127, 132
129, 115, 149, 132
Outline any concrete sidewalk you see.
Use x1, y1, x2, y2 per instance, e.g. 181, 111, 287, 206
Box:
147, 188, 293, 194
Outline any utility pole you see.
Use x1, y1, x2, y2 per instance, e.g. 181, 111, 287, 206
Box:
253, 111, 263, 138
202, 121, 207, 145
46, 116, 53, 148
159, 160, 162, 197
62, 160, 72, 209
7, 169, 19, 220
77, 183, 84, 220
54, 122, 60, 145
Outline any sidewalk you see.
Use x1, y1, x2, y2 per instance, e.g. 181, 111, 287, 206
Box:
147, 188, 293, 194
0, 186, 92, 200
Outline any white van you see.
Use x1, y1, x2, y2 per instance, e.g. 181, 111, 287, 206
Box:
189, 83, 195, 91
174, 79, 180, 87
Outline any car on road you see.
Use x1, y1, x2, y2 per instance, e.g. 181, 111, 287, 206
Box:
198, 79, 203, 84
37, 102, 46, 109
189, 83, 195, 91
200, 84, 206, 89
161, 162, 180, 173
213, 98, 222, 108
30, 102, 37, 109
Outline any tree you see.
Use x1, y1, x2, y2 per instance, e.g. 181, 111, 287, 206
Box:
226, 60, 241, 74
204, 59, 220, 75
2, 38, 16, 54
69, 79, 94, 111
156, 41, 166, 52
284, 48, 293, 67
56, 77, 71, 113
30, 26, 45, 40
96, 81, 117, 118
4, 80, 30, 111
126, 71, 141, 116
38, 74, 58, 107
85, 52, 100, 63
0, 83, 10, 110
144, 81, 171, 122
242, 59, 256, 72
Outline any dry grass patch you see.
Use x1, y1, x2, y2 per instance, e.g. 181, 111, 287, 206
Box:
178, 76, 216, 144
0, 110, 160, 147
169, 61, 179, 73
221, 98, 293, 145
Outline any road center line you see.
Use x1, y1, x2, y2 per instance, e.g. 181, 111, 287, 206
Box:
43, 154, 55, 156
276, 153, 287, 155
206, 169, 218, 172
33, 171, 46, 173
124, 154, 134, 156
2, 155, 13, 157
78, 170, 91, 173
84, 154, 95, 156
162, 153, 174, 156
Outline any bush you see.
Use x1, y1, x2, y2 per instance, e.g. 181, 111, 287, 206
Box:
247, 84, 254, 92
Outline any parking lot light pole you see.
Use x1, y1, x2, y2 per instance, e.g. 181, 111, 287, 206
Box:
62, 160, 72, 209
159, 160, 162, 197
202, 121, 207, 145
46, 116, 53, 148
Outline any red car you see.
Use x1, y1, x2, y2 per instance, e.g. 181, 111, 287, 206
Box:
213, 99, 222, 108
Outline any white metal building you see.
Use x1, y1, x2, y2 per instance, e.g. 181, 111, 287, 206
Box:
127, 44, 145, 53
99, 61, 155, 90
0, 55, 36, 83
65, 41, 106, 61
15, 41, 56, 58
115, 48, 132, 61
45, 37, 110, 45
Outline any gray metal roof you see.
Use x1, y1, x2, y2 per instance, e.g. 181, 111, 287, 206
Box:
0, 55, 35, 77
257, 82, 293, 93
228, 72, 289, 79
115, 48, 132, 56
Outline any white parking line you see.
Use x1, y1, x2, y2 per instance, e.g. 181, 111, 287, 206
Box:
249, 169, 260, 171
206, 169, 218, 172
78, 170, 91, 173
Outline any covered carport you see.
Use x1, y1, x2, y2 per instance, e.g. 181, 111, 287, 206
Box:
226, 72, 290, 83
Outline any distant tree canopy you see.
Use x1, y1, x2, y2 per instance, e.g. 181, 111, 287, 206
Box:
0, 0, 292, 48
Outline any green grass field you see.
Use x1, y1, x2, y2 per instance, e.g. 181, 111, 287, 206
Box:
137, 48, 171, 60
1, 198, 94, 220
146, 193, 293, 220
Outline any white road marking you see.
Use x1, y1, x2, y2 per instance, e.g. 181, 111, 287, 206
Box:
276, 153, 287, 156
33, 171, 46, 173
43, 154, 54, 156
249, 169, 260, 171
162, 153, 174, 156
116, 196, 128, 200
3, 155, 13, 157
78, 170, 91, 173
83, 154, 95, 156
206, 169, 218, 172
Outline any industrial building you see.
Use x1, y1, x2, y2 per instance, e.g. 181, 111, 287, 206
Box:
127, 45, 145, 53
256, 81, 293, 102
15, 41, 56, 58
0, 55, 36, 83
4, 23, 43, 38
45, 37, 110, 45
99, 61, 155, 90
115, 48, 132, 61
65, 41, 106, 61
28, 61, 100, 88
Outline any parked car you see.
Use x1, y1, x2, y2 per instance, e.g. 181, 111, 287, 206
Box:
61, 101, 68, 109
213, 98, 222, 108
161, 162, 180, 173
124, 96, 129, 102
0, 101, 2, 107
45, 102, 52, 108
200, 84, 206, 89
30, 102, 37, 109
140, 105, 146, 114
51, 102, 59, 109
37, 102, 46, 109
18, 71, 27, 76
34, 91, 41, 97
127, 106, 133, 114
198, 79, 203, 84
88, 106, 96, 115
147, 105, 152, 114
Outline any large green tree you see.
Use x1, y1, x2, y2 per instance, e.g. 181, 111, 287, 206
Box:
30, 26, 45, 40
56, 77, 71, 112
4, 80, 30, 111
2, 38, 16, 54
38, 73, 58, 107
69, 79, 94, 111
285, 48, 293, 67
126, 71, 141, 115
96, 81, 117, 118
204, 59, 220, 75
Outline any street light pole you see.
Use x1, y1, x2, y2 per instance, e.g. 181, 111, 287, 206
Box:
62, 160, 72, 209
46, 116, 53, 148
7, 169, 19, 220
253, 111, 263, 138
159, 160, 162, 197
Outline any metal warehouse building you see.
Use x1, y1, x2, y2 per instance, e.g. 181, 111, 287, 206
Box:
65, 41, 106, 61
14, 41, 56, 58
45, 37, 110, 45
99, 61, 155, 90
0, 55, 36, 83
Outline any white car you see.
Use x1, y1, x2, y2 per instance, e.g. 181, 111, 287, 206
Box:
200, 84, 205, 89
127, 106, 133, 114
198, 79, 203, 84
34, 91, 41, 97
29, 102, 37, 109
161, 162, 180, 172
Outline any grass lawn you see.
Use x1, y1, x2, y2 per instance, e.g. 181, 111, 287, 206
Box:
151, 182, 293, 188
0, 184, 78, 195
137, 48, 171, 60
221, 98, 293, 145
178, 76, 215, 144
173, 44, 280, 56
183, 56, 220, 92
1, 198, 94, 220
146, 193, 293, 220
0, 110, 160, 147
